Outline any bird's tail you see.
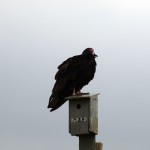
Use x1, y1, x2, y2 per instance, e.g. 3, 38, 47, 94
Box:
47, 95, 67, 112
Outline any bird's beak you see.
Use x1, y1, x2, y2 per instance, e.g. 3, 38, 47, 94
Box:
94, 53, 98, 57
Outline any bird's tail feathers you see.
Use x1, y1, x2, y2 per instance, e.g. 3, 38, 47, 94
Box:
47, 95, 66, 112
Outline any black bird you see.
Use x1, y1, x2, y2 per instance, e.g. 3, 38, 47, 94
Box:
48, 48, 98, 112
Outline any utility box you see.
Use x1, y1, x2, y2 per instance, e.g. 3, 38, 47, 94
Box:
67, 93, 100, 136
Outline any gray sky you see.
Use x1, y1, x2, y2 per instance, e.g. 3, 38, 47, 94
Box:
0, 0, 150, 150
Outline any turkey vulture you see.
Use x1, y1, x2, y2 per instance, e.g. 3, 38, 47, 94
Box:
48, 48, 98, 112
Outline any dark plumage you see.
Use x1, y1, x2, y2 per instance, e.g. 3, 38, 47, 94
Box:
47, 48, 98, 112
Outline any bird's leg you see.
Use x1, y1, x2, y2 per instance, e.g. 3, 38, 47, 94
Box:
74, 90, 82, 96
72, 88, 76, 96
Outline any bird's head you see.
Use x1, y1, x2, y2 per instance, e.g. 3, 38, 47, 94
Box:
82, 48, 98, 57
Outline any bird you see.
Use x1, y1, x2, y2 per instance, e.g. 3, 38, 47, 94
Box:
47, 48, 98, 112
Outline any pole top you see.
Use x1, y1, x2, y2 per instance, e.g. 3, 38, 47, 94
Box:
65, 93, 100, 100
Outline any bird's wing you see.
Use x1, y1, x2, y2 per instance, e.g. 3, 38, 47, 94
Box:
48, 55, 83, 110
54, 57, 72, 80
53, 55, 82, 92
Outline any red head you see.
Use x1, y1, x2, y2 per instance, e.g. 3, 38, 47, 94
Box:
82, 48, 98, 57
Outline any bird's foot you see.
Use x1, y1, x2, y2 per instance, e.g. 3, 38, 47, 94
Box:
74, 92, 90, 96
81, 92, 90, 95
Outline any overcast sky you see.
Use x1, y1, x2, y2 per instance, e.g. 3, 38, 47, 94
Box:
0, 0, 150, 150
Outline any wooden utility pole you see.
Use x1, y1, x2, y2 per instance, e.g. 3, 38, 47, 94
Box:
96, 142, 103, 150
67, 93, 102, 150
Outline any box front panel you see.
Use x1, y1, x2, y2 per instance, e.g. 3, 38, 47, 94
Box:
69, 99, 90, 135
